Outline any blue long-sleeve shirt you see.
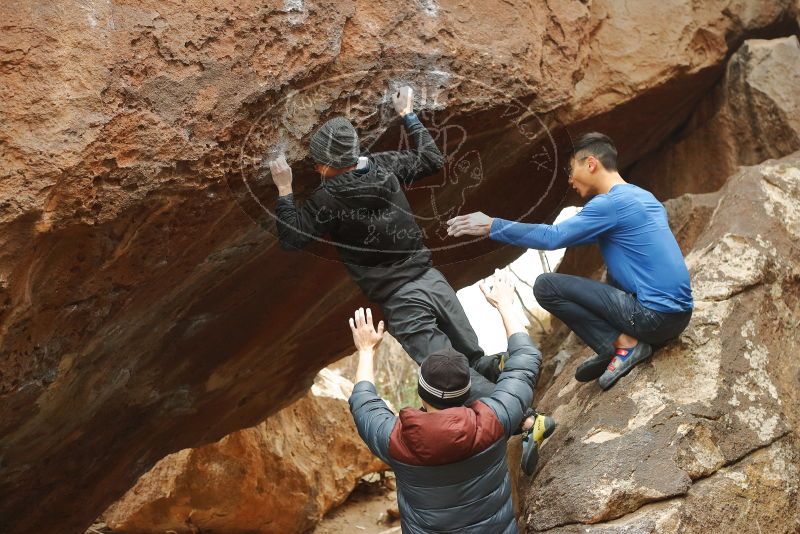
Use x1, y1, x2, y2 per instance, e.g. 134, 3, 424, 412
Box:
490, 183, 693, 313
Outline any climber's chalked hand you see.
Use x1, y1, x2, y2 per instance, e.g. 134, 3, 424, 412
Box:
268, 156, 293, 196
392, 86, 414, 117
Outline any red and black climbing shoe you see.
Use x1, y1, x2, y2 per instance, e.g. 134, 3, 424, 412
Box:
575, 353, 614, 382
598, 342, 653, 390
521, 412, 556, 476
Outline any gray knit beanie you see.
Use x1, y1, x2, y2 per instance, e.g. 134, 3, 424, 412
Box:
309, 117, 360, 168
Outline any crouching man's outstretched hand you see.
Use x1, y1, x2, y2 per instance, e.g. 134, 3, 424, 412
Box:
349, 308, 385, 384
447, 212, 494, 237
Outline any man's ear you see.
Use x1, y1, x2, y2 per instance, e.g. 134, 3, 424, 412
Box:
587, 155, 599, 173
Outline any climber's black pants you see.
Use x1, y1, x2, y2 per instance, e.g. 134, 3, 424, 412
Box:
381, 268, 495, 404
533, 273, 692, 357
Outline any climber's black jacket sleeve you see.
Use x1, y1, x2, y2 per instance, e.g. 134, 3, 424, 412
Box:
369, 113, 445, 186
274, 191, 331, 251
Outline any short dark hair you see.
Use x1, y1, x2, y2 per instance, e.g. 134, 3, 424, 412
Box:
571, 132, 618, 171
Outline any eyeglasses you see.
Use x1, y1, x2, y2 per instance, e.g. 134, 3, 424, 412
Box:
566, 156, 589, 179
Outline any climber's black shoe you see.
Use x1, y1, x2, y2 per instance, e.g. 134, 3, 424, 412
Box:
521, 436, 540, 477
575, 353, 613, 382
473, 351, 507, 384
521, 413, 556, 476
598, 342, 653, 390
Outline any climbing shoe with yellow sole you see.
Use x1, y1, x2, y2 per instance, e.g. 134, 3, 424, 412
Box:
521, 412, 556, 476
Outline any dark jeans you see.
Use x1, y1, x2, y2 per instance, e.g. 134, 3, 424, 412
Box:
381, 268, 495, 404
533, 273, 692, 357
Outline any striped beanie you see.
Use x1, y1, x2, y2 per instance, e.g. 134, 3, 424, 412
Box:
418, 348, 472, 409
309, 116, 360, 168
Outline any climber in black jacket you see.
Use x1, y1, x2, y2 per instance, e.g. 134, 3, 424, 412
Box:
267, 87, 553, 473
271, 88, 436, 304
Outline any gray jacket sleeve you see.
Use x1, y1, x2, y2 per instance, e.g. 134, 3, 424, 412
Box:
348, 381, 396, 464
482, 332, 542, 438
369, 113, 445, 186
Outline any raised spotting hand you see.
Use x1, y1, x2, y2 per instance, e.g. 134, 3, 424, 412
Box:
349, 307, 385, 385
479, 270, 515, 310
480, 270, 525, 338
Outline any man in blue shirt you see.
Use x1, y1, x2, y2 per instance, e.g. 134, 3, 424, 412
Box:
446, 133, 693, 389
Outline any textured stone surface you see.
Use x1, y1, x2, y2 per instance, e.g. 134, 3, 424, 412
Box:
629, 35, 800, 199
0, 1, 796, 532
100, 369, 386, 534
538, 436, 800, 534
518, 153, 800, 533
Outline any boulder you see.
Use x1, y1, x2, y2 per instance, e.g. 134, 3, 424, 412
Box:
100, 369, 386, 534
0, 1, 797, 532
528, 436, 800, 533
629, 36, 800, 199
517, 152, 800, 533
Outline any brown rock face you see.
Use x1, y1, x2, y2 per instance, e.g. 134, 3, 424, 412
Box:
629, 35, 800, 199
527, 437, 800, 533
0, 1, 797, 532
519, 153, 800, 533
100, 370, 386, 534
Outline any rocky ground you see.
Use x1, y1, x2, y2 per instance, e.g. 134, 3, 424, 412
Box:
312, 475, 400, 534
